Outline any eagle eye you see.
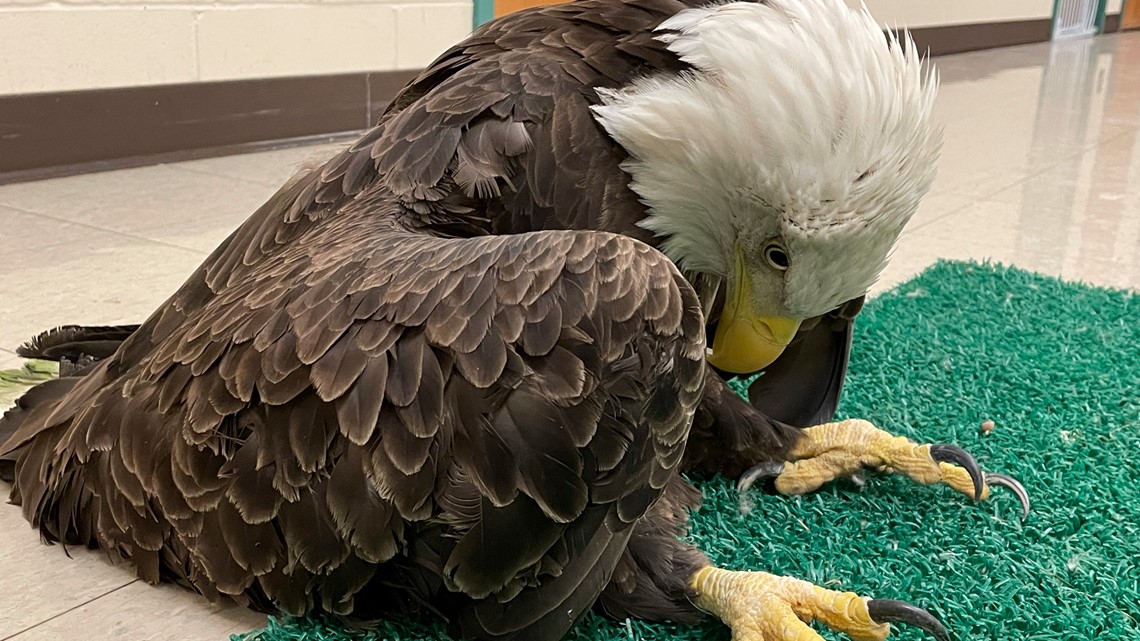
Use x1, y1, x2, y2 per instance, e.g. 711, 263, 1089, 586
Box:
763, 244, 789, 271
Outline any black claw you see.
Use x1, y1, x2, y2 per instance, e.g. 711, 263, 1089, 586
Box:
929, 444, 984, 501
986, 472, 1031, 520
867, 599, 951, 641
736, 462, 785, 495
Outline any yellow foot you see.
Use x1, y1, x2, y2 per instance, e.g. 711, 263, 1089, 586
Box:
738, 419, 1029, 518
689, 566, 949, 641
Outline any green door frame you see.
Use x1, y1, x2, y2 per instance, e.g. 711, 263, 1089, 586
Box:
1095, 0, 1110, 31
473, 0, 494, 29
1051, 0, 1111, 36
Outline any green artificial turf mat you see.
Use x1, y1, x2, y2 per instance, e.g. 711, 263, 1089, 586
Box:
235, 260, 1140, 641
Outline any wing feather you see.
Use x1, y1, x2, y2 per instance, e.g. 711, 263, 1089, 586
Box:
325, 448, 403, 564
311, 329, 371, 401
334, 355, 389, 445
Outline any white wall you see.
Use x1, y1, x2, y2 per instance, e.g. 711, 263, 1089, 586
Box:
0, 0, 473, 96
855, 0, 1124, 29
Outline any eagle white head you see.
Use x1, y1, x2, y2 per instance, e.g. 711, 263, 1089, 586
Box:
592, 0, 942, 373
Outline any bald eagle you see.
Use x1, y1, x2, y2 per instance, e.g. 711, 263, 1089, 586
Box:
0, 1, 1028, 640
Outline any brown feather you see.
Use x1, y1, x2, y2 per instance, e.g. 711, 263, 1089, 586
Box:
311, 330, 371, 402
334, 355, 389, 446
217, 498, 282, 575
221, 435, 284, 524
380, 410, 436, 476
317, 553, 377, 615
385, 331, 426, 407
393, 345, 446, 438
278, 493, 349, 575
325, 448, 403, 564
287, 393, 338, 472
444, 496, 567, 599
193, 514, 257, 595
454, 335, 509, 388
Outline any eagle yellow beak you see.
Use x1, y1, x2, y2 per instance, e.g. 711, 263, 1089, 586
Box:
707, 311, 801, 374
706, 252, 801, 374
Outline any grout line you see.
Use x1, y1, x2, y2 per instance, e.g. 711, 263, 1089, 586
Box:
162, 139, 353, 187
365, 72, 374, 130
904, 197, 976, 234
191, 10, 202, 82
975, 141, 1099, 199
169, 162, 288, 189
0, 580, 139, 641
0, 202, 211, 257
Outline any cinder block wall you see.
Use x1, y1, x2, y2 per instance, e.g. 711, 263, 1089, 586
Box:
0, 0, 473, 96
854, 0, 1123, 28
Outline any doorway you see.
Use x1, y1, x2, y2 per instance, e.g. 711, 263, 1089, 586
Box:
1123, 0, 1140, 30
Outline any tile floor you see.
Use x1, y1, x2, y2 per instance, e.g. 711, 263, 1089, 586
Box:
1, 31, 1139, 641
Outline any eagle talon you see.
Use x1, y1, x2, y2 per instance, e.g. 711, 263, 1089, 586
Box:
928, 444, 984, 501
867, 599, 951, 641
985, 473, 1031, 520
690, 566, 953, 641
733, 421, 1031, 520
736, 461, 785, 495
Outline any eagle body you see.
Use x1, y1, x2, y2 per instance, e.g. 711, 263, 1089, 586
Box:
0, 1, 938, 640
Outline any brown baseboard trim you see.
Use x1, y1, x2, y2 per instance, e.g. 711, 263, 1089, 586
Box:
0, 70, 417, 182
0, 132, 362, 187
901, 18, 1053, 57
1104, 13, 1122, 32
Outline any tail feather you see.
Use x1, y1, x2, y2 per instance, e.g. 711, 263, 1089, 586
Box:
0, 323, 137, 484
16, 324, 140, 362
0, 373, 78, 483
